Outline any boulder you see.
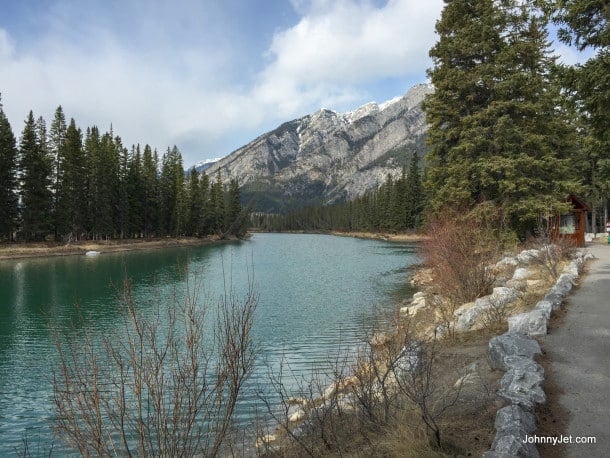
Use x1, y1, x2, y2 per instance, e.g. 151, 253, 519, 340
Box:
533, 300, 553, 320
454, 302, 484, 332
394, 343, 422, 378
517, 249, 541, 265
507, 310, 548, 337
488, 333, 541, 371
512, 268, 533, 281
543, 291, 564, 310
496, 256, 519, 268
495, 404, 537, 435
287, 405, 307, 422
498, 356, 546, 411
490, 287, 519, 307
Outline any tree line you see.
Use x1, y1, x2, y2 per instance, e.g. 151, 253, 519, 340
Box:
252, 152, 424, 232
0, 104, 247, 242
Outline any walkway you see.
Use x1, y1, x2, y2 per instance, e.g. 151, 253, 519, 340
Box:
542, 241, 610, 457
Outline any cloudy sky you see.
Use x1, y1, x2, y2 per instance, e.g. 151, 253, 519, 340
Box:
0, 0, 588, 167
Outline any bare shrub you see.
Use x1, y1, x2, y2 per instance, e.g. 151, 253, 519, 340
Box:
420, 209, 500, 334
259, 317, 465, 455
480, 296, 514, 332
52, 271, 257, 457
532, 241, 577, 282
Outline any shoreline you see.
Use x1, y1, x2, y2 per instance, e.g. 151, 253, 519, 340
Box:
0, 236, 243, 261
0, 231, 424, 261
329, 230, 427, 242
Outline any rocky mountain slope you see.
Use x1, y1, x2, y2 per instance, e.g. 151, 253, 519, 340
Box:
204, 83, 433, 212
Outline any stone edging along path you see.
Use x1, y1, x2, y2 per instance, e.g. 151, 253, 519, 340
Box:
483, 250, 594, 458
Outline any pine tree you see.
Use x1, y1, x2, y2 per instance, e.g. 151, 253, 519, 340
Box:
19, 112, 53, 241
424, 0, 579, 236
56, 119, 86, 239
186, 168, 202, 236
405, 151, 423, 228
158, 146, 185, 236
141, 145, 158, 238
127, 146, 144, 238
0, 95, 18, 241
546, 0, 610, 232
49, 106, 67, 239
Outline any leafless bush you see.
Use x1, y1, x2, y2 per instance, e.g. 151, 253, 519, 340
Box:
259, 318, 465, 455
52, 271, 257, 457
480, 296, 514, 332
421, 210, 499, 309
527, 218, 578, 281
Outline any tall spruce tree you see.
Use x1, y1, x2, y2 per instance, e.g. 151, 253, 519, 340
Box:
424, 0, 579, 236
49, 106, 67, 239
0, 96, 18, 240
19, 112, 53, 241
57, 119, 86, 239
141, 145, 158, 237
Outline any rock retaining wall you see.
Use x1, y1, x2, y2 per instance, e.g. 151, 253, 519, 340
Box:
483, 250, 594, 457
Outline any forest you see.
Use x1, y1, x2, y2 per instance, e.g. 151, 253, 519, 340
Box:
251, 151, 425, 233
0, 105, 247, 242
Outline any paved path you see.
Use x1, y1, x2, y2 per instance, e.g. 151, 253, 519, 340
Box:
542, 241, 610, 457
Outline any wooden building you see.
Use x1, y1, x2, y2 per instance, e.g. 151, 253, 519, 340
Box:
549, 194, 590, 247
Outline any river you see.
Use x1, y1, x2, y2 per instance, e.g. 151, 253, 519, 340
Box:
0, 233, 418, 455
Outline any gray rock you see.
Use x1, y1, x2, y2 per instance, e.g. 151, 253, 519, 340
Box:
498, 356, 546, 411
543, 291, 564, 310
394, 343, 422, 378
486, 433, 540, 457
507, 309, 548, 337
495, 404, 537, 434
512, 268, 533, 281
491, 287, 519, 307
496, 256, 519, 268
489, 333, 542, 371
533, 300, 553, 320
455, 303, 485, 332
551, 277, 573, 296
505, 279, 528, 291
517, 249, 541, 265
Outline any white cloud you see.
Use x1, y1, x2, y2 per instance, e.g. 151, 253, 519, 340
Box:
0, 1, 443, 165
252, 0, 442, 117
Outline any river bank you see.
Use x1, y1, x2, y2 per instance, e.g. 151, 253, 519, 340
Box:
0, 236, 244, 261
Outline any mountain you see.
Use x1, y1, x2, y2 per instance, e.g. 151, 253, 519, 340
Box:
193, 157, 222, 173
205, 83, 433, 212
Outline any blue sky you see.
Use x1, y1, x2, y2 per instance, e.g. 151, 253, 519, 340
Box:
0, 0, 590, 167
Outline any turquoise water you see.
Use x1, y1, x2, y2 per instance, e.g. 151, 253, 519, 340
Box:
0, 233, 418, 454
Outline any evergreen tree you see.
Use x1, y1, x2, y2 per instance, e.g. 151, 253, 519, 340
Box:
49, 106, 67, 239
56, 119, 86, 239
424, 0, 579, 236
405, 151, 423, 228
546, 0, 609, 232
141, 145, 158, 238
0, 96, 18, 241
209, 171, 225, 234
126, 146, 144, 238
186, 168, 202, 236
19, 112, 53, 241
158, 146, 185, 236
